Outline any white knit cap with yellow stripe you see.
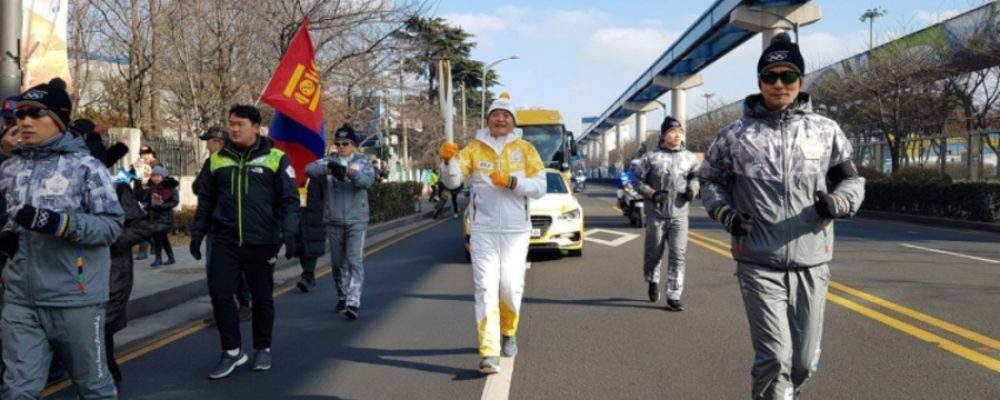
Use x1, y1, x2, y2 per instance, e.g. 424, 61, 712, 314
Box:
486, 92, 516, 124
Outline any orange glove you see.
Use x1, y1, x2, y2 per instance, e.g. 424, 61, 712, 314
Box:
440, 141, 459, 161
490, 169, 517, 190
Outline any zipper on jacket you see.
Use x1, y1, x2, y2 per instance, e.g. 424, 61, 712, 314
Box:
780, 118, 792, 268
237, 155, 245, 246
25, 158, 37, 304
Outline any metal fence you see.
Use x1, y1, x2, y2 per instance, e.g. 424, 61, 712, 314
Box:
852, 131, 1000, 182
102, 131, 200, 176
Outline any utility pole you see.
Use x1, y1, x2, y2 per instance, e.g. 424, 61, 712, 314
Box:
0, 0, 22, 100
400, 58, 409, 179
860, 7, 888, 52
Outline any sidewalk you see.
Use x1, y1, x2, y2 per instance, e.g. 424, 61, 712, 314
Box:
116, 208, 448, 354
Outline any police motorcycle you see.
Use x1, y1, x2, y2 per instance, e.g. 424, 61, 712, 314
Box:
572, 172, 587, 193
615, 167, 646, 228
618, 184, 645, 228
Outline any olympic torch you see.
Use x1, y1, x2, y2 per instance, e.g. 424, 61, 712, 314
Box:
437, 59, 454, 142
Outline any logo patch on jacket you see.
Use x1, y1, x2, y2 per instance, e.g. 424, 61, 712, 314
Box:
285, 165, 296, 179
510, 150, 523, 162
43, 174, 69, 196
800, 138, 824, 160
478, 161, 494, 171
250, 167, 264, 174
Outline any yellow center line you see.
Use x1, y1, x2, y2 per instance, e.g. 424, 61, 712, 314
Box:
691, 230, 1000, 352
829, 281, 1000, 351
686, 229, 1000, 373
43, 217, 451, 398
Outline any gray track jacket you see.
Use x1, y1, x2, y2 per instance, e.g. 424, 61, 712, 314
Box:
305, 153, 376, 225
0, 133, 124, 306
632, 145, 700, 219
699, 93, 865, 269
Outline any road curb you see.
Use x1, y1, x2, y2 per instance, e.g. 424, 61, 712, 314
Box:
124, 210, 435, 322
857, 210, 1000, 234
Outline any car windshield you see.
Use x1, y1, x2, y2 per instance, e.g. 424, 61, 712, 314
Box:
521, 125, 563, 168
546, 172, 567, 194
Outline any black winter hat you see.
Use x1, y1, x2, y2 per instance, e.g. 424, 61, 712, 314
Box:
19, 78, 72, 131
334, 123, 359, 144
757, 33, 804, 74
660, 116, 683, 134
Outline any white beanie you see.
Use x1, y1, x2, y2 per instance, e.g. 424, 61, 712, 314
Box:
486, 92, 516, 124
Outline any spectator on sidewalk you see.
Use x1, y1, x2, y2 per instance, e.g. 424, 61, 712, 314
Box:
294, 177, 327, 293
190, 105, 299, 379
0, 77, 123, 398
194, 126, 252, 320
133, 145, 160, 261
72, 118, 107, 166
304, 123, 375, 320
438, 92, 547, 374
144, 165, 179, 267
103, 142, 151, 384
699, 33, 865, 399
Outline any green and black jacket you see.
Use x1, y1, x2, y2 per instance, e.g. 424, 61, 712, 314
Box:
192, 137, 299, 246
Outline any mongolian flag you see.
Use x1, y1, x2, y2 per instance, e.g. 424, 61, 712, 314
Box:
260, 17, 325, 186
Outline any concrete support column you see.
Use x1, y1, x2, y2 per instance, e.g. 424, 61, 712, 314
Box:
653, 75, 703, 127
672, 89, 687, 128
636, 112, 647, 154
615, 123, 622, 168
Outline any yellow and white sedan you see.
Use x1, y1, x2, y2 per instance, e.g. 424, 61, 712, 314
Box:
464, 169, 584, 259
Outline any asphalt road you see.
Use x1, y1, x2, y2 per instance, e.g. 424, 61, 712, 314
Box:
48, 184, 1000, 399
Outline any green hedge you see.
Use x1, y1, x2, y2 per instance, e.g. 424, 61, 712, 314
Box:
369, 181, 423, 224
863, 182, 1000, 222
173, 182, 423, 234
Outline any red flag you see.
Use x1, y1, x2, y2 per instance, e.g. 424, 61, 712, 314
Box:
260, 18, 324, 133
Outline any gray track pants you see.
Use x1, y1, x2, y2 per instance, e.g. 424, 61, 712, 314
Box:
1, 303, 116, 399
328, 223, 367, 308
643, 216, 688, 300
736, 262, 829, 400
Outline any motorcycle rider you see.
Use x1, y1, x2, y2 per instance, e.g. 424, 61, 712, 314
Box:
631, 116, 700, 311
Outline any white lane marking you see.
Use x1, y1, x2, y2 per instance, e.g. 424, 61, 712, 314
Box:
480, 356, 516, 400
583, 228, 640, 247
899, 243, 1000, 264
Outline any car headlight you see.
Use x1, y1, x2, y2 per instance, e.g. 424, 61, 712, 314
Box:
558, 208, 582, 222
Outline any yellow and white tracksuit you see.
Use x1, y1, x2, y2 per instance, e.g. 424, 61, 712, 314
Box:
441, 128, 547, 357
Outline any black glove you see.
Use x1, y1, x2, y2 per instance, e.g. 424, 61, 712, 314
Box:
283, 237, 296, 260
814, 191, 850, 219
711, 205, 753, 236
0, 230, 18, 259
681, 189, 695, 202
651, 190, 669, 204
14, 206, 65, 236
328, 161, 347, 181
190, 235, 204, 260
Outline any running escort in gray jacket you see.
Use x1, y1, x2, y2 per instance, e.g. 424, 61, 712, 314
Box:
699, 93, 865, 268
632, 145, 700, 219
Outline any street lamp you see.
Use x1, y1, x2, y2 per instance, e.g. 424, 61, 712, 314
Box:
480, 55, 519, 129
702, 92, 715, 117
860, 7, 888, 52
747, 6, 799, 43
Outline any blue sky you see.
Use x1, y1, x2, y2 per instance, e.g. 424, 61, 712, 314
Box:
433, 0, 992, 136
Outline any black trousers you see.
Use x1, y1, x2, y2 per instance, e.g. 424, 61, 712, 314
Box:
151, 231, 174, 260
207, 241, 279, 351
